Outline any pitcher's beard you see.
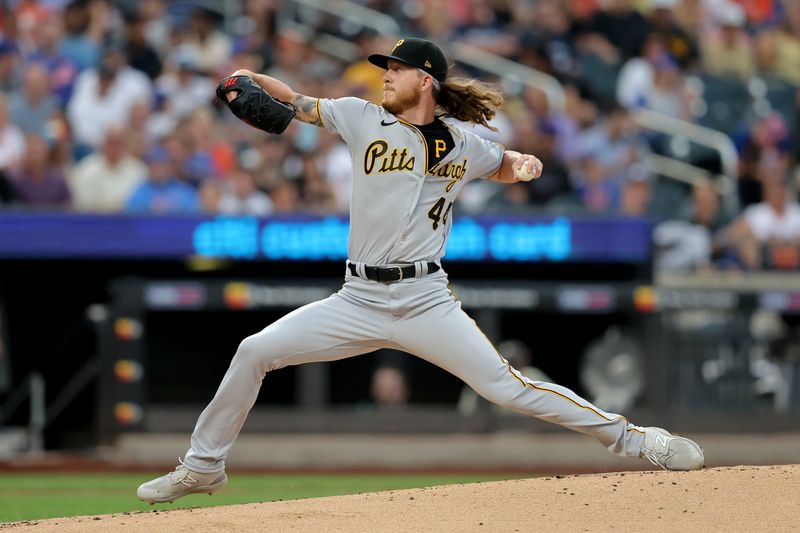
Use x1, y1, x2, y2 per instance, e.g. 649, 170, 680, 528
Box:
382, 86, 421, 115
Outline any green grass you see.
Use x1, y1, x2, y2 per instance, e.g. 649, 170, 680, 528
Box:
0, 472, 524, 523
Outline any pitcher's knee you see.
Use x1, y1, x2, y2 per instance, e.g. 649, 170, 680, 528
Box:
481, 391, 519, 410
232, 334, 280, 373
475, 374, 529, 410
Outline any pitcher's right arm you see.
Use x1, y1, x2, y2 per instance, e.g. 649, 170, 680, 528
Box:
230, 69, 322, 127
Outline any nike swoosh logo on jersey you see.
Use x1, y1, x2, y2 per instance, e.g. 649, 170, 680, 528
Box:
380, 120, 398, 126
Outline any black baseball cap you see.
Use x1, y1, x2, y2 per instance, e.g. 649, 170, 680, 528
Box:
368, 37, 449, 82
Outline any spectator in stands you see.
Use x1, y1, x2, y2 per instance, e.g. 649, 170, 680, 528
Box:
645, 53, 692, 119
269, 178, 300, 213
161, 131, 191, 182
735, 0, 781, 26
126, 101, 154, 159
619, 163, 653, 217
67, 46, 153, 151
219, 168, 273, 216
235, 0, 277, 73
518, 0, 579, 79
370, 366, 408, 407
721, 159, 800, 270
654, 178, 728, 273
244, 136, 290, 192
0, 96, 26, 172
451, 0, 518, 57
573, 153, 620, 213
59, 0, 106, 71
69, 125, 147, 212
123, 10, 163, 80
137, 0, 171, 57
569, 0, 602, 24
370, 353, 409, 408
13, 0, 51, 49
572, 105, 644, 184
545, 83, 599, 164
701, 3, 756, 79
315, 133, 352, 213
669, 0, 709, 38
488, 182, 529, 212
9, 62, 58, 137
410, 0, 456, 41
616, 33, 668, 110
755, 3, 800, 86
647, 0, 699, 69
25, 10, 80, 106
342, 31, 385, 104
508, 116, 572, 208
181, 7, 232, 76
686, 178, 733, 232
585, 0, 652, 61
0, 40, 21, 93
737, 113, 791, 209
198, 178, 222, 214
175, 108, 219, 186
125, 145, 199, 214
8, 134, 70, 208
154, 45, 214, 121
265, 30, 333, 89
299, 156, 338, 213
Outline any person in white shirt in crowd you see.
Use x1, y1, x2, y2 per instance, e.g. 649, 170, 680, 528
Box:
0, 95, 26, 171
219, 167, 273, 216
617, 33, 690, 119
67, 46, 153, 150
316, 132, 352, 213
154, 45, 215, 121
179, 7, 232, 76
68, 125, 147, 212
722, 158, 800, 270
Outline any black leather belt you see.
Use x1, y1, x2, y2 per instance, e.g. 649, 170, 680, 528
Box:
348, 262, 440, 283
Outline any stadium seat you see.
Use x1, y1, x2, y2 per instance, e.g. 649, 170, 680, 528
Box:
695, 75, 753, 134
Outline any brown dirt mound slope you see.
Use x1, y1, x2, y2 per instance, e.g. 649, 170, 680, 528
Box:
3, 465, 798, 532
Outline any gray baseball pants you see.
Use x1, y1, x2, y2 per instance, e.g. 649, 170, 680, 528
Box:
184, 266, 645, 473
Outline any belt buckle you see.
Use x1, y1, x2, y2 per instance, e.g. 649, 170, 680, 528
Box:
392, 265, 404, 282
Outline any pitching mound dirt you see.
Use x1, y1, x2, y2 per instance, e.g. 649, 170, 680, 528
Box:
3, 465, 798, 532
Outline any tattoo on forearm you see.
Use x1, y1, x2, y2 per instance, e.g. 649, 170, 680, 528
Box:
293, 94, 322, 126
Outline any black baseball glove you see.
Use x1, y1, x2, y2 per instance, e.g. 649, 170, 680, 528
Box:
216, 75, 296, 135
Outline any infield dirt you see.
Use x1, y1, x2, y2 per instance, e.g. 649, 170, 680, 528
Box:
2, 464, 798, 532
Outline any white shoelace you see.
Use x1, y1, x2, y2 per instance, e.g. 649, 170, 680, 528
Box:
642, 450, 671, 469
165, 457, 200, 486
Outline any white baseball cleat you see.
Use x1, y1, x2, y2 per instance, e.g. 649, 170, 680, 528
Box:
640, 427, 704, 471
137, 458, 228, 504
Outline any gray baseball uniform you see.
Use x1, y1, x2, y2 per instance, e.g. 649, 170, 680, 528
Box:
183, 98, 645, 473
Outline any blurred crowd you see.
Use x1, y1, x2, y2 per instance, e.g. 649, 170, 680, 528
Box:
0, 0, 797, 271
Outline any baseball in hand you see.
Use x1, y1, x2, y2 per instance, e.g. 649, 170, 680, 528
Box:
513, 156, 542, 182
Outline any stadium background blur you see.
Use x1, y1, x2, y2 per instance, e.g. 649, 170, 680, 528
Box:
0, 0, 799, 469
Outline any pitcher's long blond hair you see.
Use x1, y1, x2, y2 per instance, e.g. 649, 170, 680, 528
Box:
435, 77, 504, 132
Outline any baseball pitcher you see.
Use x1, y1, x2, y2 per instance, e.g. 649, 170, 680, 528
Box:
138, 37, 703, 504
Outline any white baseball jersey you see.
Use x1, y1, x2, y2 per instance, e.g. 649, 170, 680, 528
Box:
316, 97, 503, 264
